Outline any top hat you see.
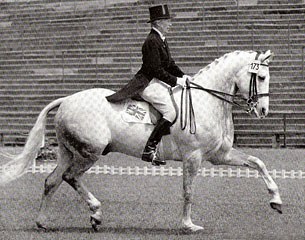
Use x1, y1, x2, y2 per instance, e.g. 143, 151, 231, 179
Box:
147, 5, 171, 23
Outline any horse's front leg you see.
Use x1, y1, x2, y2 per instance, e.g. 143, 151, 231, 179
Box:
182, 149, 204, 232
222, 148, 282, 213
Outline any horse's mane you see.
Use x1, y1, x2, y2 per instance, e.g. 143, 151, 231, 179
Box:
193, 50, 255, 79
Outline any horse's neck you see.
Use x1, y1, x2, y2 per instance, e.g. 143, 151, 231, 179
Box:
193, 55, 243, 94
189, 52, 251, 116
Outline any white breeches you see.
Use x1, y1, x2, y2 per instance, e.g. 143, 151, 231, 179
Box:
140, 78, 176, 123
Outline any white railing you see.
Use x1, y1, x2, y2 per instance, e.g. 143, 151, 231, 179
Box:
1, 164, 303, 179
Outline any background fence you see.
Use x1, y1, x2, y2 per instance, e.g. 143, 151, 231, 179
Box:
2, 164, 303, 179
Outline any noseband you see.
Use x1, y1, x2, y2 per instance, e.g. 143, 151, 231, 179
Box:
180, 51, 270, 133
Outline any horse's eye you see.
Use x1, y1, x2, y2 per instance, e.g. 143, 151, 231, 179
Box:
258, 76, 265, 81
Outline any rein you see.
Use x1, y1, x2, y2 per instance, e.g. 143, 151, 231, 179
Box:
180, 81, 245, 134
180, 52, 270, 134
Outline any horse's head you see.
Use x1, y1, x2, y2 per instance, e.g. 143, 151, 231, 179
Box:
235, 50, 273, 118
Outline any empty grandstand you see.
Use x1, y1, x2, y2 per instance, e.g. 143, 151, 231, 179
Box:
0, 0, 304, 147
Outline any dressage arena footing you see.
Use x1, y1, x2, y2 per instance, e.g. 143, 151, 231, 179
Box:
1, 164, 304, 179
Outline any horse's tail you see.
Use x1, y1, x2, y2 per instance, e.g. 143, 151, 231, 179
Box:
0, 97, 67, 186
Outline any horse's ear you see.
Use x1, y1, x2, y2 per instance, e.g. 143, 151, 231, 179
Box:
262, 50, 274, 64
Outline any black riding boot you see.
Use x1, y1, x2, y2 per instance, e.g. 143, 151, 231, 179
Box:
142, 118, 172, 166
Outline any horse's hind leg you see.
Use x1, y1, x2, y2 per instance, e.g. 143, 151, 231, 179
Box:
218, 148, 282, 213
62, 153, 103, 231
36, 142, 72, 230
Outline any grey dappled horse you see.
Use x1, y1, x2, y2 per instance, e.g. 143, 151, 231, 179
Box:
0, 50, 282, 232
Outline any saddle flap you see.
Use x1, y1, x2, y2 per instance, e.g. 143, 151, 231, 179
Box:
121, 100, 161, 124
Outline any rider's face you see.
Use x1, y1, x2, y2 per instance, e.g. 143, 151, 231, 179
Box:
157, 19, 172, 35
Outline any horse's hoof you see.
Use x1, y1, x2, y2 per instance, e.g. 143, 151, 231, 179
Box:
270, 202, 283, 214
36, 221, 48, 231
90, 216, 101, 232
182, 224, 204, 233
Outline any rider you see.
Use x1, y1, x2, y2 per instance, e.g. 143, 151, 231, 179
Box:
107, 4, 191, 166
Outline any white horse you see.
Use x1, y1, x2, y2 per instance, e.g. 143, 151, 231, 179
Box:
0, 50, 282, 232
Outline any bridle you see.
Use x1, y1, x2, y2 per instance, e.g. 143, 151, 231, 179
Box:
180, 51, 270, 134
246, 52, 270, 113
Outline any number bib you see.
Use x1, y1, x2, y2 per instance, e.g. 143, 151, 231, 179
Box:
248, 60, 260, 73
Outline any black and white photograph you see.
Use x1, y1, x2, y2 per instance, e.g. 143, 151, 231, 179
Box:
0, 0, 304, 239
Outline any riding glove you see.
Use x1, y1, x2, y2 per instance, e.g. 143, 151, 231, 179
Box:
177, 75, 189, 87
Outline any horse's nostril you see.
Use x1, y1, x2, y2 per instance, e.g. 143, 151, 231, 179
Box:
261, 107, 267, 115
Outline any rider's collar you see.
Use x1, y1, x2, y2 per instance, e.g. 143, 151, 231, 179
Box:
152, 27, 166, 42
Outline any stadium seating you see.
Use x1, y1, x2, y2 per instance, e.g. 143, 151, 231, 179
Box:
0, 0, 304, 147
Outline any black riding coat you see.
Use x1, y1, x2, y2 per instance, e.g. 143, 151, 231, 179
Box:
106, 29, 184, 102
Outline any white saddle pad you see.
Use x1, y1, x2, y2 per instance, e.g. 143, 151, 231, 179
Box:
121, 100, 153, 124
